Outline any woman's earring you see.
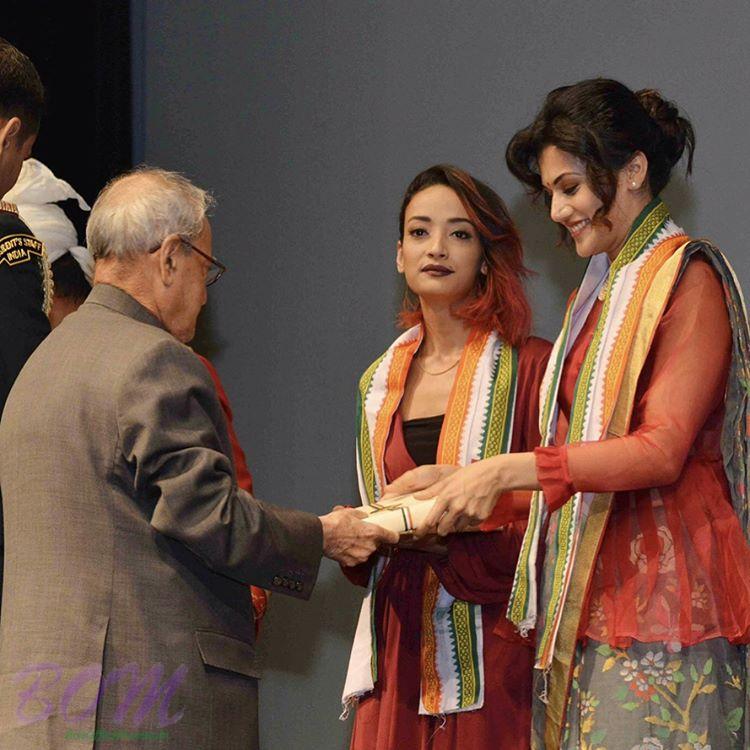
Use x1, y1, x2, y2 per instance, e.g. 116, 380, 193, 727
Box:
480, 262, 488, 275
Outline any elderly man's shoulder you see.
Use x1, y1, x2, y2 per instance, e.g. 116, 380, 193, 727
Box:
41, 297, 211, 392
88, 315, 210, 388
50, 297, 162, 354
124, 333, 209, 383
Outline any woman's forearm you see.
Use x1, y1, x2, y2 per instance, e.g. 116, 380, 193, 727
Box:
486, 451, 540, 492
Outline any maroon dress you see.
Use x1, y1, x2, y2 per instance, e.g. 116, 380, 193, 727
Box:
346, 337, 550, 750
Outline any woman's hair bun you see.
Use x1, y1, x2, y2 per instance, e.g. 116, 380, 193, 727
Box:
635, 88, 695, 172
636, 88, 678, 126
505, 78, 695, 207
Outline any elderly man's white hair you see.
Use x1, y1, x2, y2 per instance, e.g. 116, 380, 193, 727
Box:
87, 166, 215, 260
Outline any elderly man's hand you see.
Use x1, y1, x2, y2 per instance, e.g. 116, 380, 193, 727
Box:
319, 507, 399, 567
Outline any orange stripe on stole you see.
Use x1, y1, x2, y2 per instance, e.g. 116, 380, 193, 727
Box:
436, 328, 490, 464
538, 235, 687, 670
420, 568, 443, 713
601, 234, 688, 429
371, 338, 421, 492
420, 328, 490, 712
542, 240, 690, 748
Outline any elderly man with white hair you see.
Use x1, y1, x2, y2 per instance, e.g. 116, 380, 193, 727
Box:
0, 166, 397, 750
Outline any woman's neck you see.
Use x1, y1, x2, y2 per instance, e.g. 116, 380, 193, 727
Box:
419, 299, 471, 358
606, 193, 654, 263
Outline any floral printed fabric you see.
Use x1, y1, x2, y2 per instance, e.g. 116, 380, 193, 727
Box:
563, 638, 745, 750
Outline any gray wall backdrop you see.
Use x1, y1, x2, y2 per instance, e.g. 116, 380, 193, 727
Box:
135, 2, 750, 747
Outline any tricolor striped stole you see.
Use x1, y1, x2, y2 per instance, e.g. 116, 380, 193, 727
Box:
507, 198, 750, 747
343, 324, 519, 716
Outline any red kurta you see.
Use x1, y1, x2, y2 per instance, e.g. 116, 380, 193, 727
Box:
535, 259, 750, 647
347, 336, 551, 750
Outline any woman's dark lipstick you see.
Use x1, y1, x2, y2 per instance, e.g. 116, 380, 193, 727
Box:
421, 264, 453, 276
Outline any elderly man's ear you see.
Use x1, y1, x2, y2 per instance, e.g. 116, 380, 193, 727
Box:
156, 234, 185, 286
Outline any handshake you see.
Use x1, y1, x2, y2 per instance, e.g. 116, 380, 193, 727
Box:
318, 464, 466, 566
318, 507, 399, 567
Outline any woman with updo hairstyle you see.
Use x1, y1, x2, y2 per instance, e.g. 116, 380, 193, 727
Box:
386, 81, 750, 749
341, 164, 551, 749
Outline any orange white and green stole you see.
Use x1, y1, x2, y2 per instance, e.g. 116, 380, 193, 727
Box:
342, 324, 518, 716
507, 199, 696, 746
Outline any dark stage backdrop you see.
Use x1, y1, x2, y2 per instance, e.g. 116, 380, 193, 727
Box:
4, 1, 133, 205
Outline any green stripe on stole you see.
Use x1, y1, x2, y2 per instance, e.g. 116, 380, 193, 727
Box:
538, 201, 670, 658
449, 600, 479, 708
357, 352, 387, 505
357, 350, 390, 685
358, 336, 518, 710
368, 563, 379, 682
467, 603, 480, 702
480, 345, 518, 460
356, 350, 391, 686
450, 341, 516, 708
509, 199, 671, 639
509, 301, 574, 625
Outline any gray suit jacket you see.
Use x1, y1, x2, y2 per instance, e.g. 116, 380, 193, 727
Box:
0, 284, 323, 749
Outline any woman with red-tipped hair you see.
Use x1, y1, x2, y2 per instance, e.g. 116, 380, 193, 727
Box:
341, 165, 550, 749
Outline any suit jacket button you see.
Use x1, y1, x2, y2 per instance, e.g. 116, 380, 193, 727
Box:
273, 576, 282, 586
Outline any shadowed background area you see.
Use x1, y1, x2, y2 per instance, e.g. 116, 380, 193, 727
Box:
5, 1, 132, 204
8, 1, 750, 748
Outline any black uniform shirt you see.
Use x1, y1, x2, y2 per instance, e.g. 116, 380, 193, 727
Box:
0, 201, 51, 415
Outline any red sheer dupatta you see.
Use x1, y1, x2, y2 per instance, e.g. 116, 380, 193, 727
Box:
535, 259, 750, 647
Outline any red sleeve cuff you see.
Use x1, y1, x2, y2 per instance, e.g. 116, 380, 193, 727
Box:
534, 445, 574, 512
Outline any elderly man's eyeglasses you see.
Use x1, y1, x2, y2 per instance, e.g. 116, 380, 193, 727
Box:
149, 236, 227, 287
179, 237, 226, 286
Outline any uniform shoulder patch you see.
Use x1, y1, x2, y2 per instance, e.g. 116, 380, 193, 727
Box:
0, 233, 45, 268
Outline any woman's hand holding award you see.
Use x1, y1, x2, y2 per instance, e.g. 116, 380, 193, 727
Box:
360, 493, 437, 535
